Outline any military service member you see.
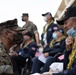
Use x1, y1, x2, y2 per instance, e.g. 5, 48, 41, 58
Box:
22, 13, 40, 46
0, 19, 24, 75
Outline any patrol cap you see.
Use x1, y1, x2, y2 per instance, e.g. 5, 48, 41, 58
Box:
0, 19, 25, 31
56, 28, 64, 34
42, 12, 52, 17
22, 13, 29, 17
56, 6, 76, 25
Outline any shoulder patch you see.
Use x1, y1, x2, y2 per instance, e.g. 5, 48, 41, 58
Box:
31, 47, 36, 51
48, 28, 52, 31
53, 27, 58, 30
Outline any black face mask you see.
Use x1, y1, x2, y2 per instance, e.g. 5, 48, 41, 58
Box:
22, 18, 25, 21
13, 33, 23, 45
8, 32, 23, 45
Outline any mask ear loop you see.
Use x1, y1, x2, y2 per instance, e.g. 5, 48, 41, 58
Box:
6, 31, 14, 44
7, 31, 13, 34
73, 22, 76, 31
71, 18, 76, 31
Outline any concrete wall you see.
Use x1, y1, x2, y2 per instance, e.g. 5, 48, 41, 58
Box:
55, 0, 76, 20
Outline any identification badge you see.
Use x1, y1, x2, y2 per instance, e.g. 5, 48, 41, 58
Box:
48, 28, 52, 31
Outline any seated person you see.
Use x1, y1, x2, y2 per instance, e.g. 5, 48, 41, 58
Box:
9, 32, 38, 75
31, 28, 66, 74
40, 36, 76, 75
40, 6, 76, 75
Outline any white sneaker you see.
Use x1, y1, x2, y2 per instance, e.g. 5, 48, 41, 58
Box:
31, 73, 41, 75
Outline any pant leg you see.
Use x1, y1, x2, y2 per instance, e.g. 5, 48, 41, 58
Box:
10, 55, 26, 74
41, 56, 58, 73
31, 57, 44, 74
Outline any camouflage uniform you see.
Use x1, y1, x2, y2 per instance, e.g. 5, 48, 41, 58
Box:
0, 19, 24, 75
0, 41, 13, 74
23, 21, 38, 34
23, 21, 38, 42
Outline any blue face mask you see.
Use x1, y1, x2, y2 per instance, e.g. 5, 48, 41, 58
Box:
67, 27, 76, 38
52, 33, 57, 39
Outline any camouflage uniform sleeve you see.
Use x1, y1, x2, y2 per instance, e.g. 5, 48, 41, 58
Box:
0, 42, 13, 74
32, 23, 38, 34
22, 24, 25, 28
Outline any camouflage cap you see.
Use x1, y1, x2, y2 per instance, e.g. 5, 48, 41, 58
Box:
22, 13, 29, 17
0, 18, 25, 31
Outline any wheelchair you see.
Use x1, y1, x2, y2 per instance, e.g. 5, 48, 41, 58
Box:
21, 57, 32, 75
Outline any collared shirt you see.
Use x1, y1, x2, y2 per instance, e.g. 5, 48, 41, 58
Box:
43, 23, 49, 44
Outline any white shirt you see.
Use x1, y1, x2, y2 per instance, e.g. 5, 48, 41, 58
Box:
43, 24, 49, 44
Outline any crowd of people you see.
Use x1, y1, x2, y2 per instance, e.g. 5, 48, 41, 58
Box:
0, 6, 76, 75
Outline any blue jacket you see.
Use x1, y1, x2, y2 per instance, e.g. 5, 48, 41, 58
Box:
41, 22, 58, 45
43, 38, 66, 56
19, 42, 38, 58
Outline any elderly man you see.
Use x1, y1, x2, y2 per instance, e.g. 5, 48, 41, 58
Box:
0, 19, 24, 75
40, 6, 76, 75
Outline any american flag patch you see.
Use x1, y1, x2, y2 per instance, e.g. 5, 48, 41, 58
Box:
31, 47, 36, 51
53, 27, 58, 30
